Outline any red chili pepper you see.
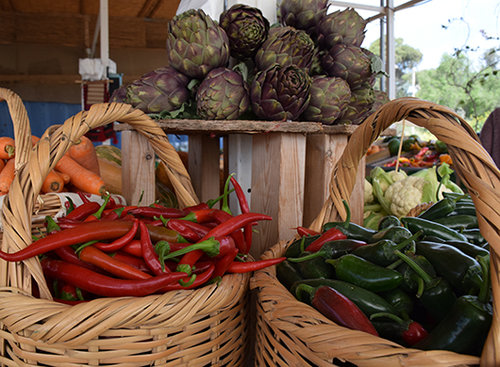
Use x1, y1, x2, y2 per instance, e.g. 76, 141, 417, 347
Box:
128, 206, 188, 219
121, 240, 143, 257
41, 258, 188, 297
161, 263, 215, 291
215, 236, 236, 258
184, 203, 210, 212
213, 247, 239, 278
111, 252, 152, 274
139, 220, 166, 275
53, 298, 88, 305
415, 146, 430, 159
79, 246, 152, 280
0, 220, 134, 262
305, 228, 347, 252
166, 220, 203, 242
95, 219, 139, 252
402, 321, 428, 346
181, 208, 217, 223
59, 283, 80, 301
210, 209, 248, 253
167, 219, 210, 240
311, 286, 379, 336
77, 191, 91, 204
296, 226, 320, 237
54, 246, 101, 272
230, 176, 250, 213
64, 201, 101, 221
146, 224, 187, 244
227, 257, 286, 273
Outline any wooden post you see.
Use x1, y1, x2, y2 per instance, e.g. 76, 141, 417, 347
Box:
249, 133, 306, 259
188, 135, 221, 204
121, 130, 155, 205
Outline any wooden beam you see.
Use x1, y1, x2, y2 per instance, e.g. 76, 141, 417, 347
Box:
137, 0, 163, 18
0, 74, 81, 84
0, 11, 169, 49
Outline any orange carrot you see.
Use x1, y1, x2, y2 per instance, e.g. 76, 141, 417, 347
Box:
0, 159, 5, 173
41, 170, 65, 193
55, 155, 105, 195
0, 137, 15, 159
0, 159, 15, 193
55, 170, 71, 185
68, 136, 100, 176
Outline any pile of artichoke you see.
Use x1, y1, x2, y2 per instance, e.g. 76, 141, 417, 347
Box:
112, 2, 388, 125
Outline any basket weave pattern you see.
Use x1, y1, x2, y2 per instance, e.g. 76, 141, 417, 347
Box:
0, 87, 249, 366
251, 97, 500, 367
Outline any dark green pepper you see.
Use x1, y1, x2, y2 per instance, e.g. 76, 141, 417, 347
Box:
295, 254, 335, 280
448, 207, 477, 217
292, 278, 398, 317
461, 228, 487, 246
416, 241, 483, 295
371, 225, 414, 243
284, 235, 320, 258
395, 253, 436, 294
414, 255, 492, 356
444, 240, 489, 259
276, 260, 303, 290
417, 195, 462, 221
352, 231, 420, 266
434, 214, 478, 230
287, 239, 367, 263
395, 250, 456, 323
323, 200, 376, 242
379, 288, 414, 317
325, 254, 403, 292
378, 215, 401, 230
401, 216, 468, 242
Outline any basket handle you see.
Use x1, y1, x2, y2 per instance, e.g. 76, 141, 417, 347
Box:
309, 97, 500, 364
0, 88, 199, 299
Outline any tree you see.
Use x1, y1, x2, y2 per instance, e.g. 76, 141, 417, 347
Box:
416, 33, 500, 131
369, 38, 423, 97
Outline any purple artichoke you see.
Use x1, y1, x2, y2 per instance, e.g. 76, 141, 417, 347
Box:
316, 8, 366, 50
251, 64, 311, 121
166, 9, 229, 79
125, 66, 190, 114
219, 4, 270, 60
278, 0, 328, 39
255, 26, 316, 73
302, 76, 351, 125
196, 67, 250, 120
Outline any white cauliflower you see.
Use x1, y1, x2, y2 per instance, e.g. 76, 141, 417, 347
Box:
384, 176, 425, 217
364, 179, 374, 204
388, 170, 407, 183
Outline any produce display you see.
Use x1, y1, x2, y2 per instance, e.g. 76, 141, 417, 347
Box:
277, 196, 491, 356
0, 135, 106, 196
111, 1, 388, 125
0, 176, 285, 302
363, 162, 463, 228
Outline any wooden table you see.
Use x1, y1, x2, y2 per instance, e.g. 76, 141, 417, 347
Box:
116, 119, 364, 258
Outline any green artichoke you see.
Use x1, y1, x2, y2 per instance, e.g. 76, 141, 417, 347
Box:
219, 4, 269, 60
316, 8, 366, 49
254, 26, 316, 72
196, 67, 250, 120
166, 9, 229, 79
278, 0, 328, 38
126, 66, 190, 114
321, 43, 375, 90
251, 63, 311, 121
371, 89, 390, 113
337, 84, 375, 125
302, 76, 351, 125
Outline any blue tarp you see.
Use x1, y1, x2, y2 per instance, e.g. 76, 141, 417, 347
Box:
0, 101, 188, 150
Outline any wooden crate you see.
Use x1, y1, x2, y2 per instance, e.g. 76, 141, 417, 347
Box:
116, 119, 364, 258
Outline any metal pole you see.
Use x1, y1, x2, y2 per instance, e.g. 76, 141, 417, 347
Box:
386, 0, 396, 99
379, 0, 385, 92
100, 0, 109, 71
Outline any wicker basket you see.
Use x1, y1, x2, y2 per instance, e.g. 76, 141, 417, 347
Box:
251, 97, 500, 367
0, 87, 250, 366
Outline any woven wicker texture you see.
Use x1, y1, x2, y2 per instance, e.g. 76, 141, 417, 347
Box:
0, 87, 250, 366
251, 97, 500, 367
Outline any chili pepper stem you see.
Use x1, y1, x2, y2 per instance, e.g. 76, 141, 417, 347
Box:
394, 250, 433, 284
164, 238, 220, 260
370, 312, 405, 325
477, 255, 490, 304
394, 231, 423, 251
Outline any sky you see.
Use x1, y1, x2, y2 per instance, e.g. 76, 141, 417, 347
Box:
331, 0, 500, 71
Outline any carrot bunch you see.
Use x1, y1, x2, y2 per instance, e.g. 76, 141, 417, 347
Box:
0, 135, 106, 196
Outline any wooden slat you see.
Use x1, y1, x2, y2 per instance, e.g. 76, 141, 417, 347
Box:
0, 11, 170, 48
116, 119, 358, 135
0, 74, 81, 84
